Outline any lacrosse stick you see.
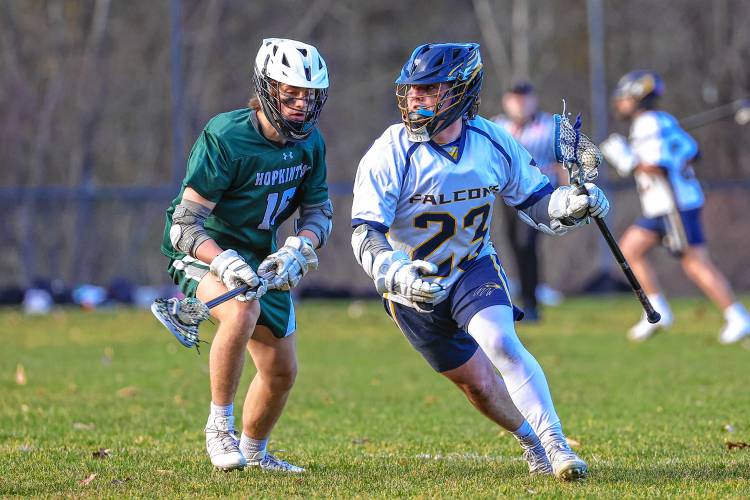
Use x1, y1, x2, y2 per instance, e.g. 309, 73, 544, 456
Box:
150, 284, 252, 351
553, 103, 661, 324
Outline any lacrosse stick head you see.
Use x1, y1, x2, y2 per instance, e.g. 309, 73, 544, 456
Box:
151, 297, 211, 350
553, 102, 602, 186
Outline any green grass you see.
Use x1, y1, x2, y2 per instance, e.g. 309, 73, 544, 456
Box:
1, 296, 749, 498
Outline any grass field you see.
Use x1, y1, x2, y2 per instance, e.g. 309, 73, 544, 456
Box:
2, 296, 750, 497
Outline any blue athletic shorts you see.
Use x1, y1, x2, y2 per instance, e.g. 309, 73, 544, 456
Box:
635, 207, 705, 247
383, 254, 523, 373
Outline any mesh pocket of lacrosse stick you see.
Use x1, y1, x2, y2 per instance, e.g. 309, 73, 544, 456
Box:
151, 297, 211, 351
553, 108, 602, 185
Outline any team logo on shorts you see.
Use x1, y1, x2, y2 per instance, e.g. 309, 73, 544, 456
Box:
474, 282, 503, 297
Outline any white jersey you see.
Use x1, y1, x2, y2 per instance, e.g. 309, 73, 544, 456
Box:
352, 116, 552, 290
630, 110, 703, 217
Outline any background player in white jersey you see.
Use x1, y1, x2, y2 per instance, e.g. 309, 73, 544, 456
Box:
601, 70, 750, 344
493, 81, 566, 320
351, 43, 609, 481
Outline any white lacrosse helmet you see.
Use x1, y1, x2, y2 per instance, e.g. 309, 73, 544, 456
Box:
253, 38, 329, 141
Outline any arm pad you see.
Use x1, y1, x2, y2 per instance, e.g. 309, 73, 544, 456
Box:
517, 194, 562, 236
351, 223, 393, 279
517, 190, 588, 236
169, 198, 212, 257
294, 199, 334, 248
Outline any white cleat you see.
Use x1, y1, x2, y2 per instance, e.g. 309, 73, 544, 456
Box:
627, 311, 673, 342
205, 415, 246, 471
546, 440, 588, 481
719, 318, 750, 345
522, 441, 553, 475
246, 452, 305, 473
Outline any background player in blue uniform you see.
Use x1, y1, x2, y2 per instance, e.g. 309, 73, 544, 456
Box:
351, 43, 609, 481
161, 39, 333, 472
601, 70, 750, 344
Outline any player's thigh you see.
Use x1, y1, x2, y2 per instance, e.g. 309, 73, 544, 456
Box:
246, 325, 298, 380
620, 225, 660, 258
385, 299, 478, 373
195, 273, 261, 328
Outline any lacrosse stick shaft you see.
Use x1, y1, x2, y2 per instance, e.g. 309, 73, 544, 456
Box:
576, 185, 661, 324
592, 217, 660, 323
681, 98, 749, 130
205, 285, 250, 309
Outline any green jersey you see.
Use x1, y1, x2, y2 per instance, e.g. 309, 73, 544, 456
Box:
161, 108, 329, 265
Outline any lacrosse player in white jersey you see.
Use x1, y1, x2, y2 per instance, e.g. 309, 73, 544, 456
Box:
601, 70, 750, 344
351, 43, 610, 481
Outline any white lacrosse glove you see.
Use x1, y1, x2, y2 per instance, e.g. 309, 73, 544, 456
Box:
209, 249, 267, 301
373, 251, 448, 310
257, 236, 318, 291
549, 183, 610, 233
600, 133, 636, 176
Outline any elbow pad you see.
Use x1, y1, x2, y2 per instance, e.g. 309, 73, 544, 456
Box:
294, 199, 334, 247
169, 199, 212, 257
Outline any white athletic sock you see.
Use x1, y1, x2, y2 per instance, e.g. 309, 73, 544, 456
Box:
724, 302, 750, 323
467, 305, 561, 439
240, 433, 268, 461
512, 420, 541, 449
210, 402, 233, 417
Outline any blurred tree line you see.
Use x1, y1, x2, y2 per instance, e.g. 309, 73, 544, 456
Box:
2, 0, 749, 293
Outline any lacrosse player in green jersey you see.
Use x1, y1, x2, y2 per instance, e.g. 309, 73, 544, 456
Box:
160, 38, 333, 472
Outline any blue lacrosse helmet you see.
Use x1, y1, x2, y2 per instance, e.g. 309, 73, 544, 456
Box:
395, 43, 484, 141
613, 70, 664, 105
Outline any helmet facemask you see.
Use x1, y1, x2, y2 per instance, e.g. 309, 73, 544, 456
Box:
253, 67, 328, 142
396, 67, 483, 143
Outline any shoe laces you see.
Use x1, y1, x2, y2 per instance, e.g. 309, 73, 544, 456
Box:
547, 440, 578, 464
523, 444, 552, 474
206, 416, 240, 454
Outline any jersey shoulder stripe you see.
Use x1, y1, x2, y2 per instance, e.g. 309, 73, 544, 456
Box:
465, 118, 513, 165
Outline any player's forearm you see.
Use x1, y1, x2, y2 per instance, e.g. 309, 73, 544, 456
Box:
193, 238, 224, 264
296, 229, 320, 249
518, 194, 555, 232
351, 223, 393, 279
294, 199, 334, 248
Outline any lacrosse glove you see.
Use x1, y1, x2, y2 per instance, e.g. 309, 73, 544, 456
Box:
258, 236, 318, 291
600, 134, 637, 176
209, 249, 267, 301
549, 183, 610, 233
373, 251, 447, 311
